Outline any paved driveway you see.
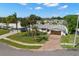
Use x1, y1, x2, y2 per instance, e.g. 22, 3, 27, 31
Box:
38, 35, 62, 51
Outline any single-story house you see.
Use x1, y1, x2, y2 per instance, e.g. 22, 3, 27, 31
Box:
36, 24, 68, 36
0, 21, 22, 29
77, 29, 79, 34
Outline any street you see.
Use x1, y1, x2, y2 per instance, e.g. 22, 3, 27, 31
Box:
0, 43, 79, 56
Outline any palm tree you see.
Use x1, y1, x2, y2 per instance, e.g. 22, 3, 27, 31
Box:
12, 13, 17, 30
5, 16, 12, 29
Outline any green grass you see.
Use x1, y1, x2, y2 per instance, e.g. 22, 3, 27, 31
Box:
61, 45, 74, 48
0, 29, 9, 35
61, 34, 79, 48
0, 39, 41, 49
8, 32, 48, 44
61, 34, 79, 43
61, 45, 79, 49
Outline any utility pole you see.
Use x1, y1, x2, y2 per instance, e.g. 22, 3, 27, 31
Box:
73, 15, 79, 47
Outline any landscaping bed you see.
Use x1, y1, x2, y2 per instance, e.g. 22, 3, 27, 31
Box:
0, 29, 9, 35
8, 31, 48, 44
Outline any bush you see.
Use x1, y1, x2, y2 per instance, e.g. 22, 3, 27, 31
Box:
36, 36, 48, 42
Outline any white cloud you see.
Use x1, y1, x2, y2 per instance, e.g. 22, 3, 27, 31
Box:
35, 7, 42, 10
59, 5, 68, 9
75, 13, 79, 15
19, 3, 27, 5
43, 3, 59, 7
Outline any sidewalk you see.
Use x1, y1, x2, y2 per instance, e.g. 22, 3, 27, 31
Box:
3, 38, 43, 46
0, 31, 18, 39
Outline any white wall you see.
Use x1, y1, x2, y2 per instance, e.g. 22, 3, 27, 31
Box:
61, 31, 65, 36
0, 21, 22, 29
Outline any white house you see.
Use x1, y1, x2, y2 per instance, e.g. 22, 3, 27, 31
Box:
36, 24, 68, 36
0, 21, 22, 29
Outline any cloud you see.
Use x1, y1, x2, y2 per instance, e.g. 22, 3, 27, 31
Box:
75, 13, 79, 15
35, 7, 42, 10
43, 3, 59, 7
59, 5, 68, 9
19, 3, 27, 5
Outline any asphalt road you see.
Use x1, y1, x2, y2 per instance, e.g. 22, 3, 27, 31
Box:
0, 43, 79, 56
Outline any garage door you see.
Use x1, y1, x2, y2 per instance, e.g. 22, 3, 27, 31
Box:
51, 31, 61, 35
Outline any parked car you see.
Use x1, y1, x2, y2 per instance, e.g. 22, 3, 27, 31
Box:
20, 28, 27, 32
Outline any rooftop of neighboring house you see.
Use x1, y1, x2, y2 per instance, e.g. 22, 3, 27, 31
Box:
36, 19, 67, 25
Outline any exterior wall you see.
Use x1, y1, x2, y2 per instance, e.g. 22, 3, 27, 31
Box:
38, 29, 66, 36
0, 21, 22, 29
47, 31, 51, 34
61, 31, 65, 36
38, 29, 47, 32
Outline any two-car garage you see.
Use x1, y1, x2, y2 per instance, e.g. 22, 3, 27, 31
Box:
50, 31, 61, 35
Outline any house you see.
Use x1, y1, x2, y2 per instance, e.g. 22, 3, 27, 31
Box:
0, 21, 22, 29
77, 29, 79, 34
36, 24, 68, 36
36, 19, 67, 26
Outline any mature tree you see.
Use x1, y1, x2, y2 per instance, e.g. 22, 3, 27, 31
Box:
5, 15, 13, 29
64, 15, 78, 34
21, 18, 29, 27
51, 16, 63, 20
12, 13, 18, 30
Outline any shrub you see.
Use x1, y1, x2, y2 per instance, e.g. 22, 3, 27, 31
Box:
36, 36, 48, 42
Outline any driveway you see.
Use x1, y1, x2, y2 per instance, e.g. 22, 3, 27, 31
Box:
38, 35, 63, 51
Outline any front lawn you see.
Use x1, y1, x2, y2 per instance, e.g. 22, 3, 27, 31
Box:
0, 39, 41, 49
8, 31, 48, 44
61, 34, 79, 48
61, 34, 79, 43
0, 29, 9, 35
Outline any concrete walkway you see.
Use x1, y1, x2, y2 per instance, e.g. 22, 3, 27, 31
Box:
3, 38, 43, 46
61, 43, 74, 45
0, 31, 18, 39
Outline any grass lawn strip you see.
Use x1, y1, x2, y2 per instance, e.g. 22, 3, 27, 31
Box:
0, 39, 41, 49
0, 29, 9, 35
4, 38, 43, 46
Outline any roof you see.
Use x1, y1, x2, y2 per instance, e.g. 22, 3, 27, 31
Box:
36, 24, 68, 34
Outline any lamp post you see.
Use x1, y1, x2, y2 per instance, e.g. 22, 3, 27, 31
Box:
73, 15, 79, 47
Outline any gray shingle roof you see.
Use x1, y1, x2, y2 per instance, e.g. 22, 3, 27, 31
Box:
36, 24, 68, 34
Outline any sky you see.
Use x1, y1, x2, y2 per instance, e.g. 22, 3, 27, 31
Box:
0, 3, 79, 18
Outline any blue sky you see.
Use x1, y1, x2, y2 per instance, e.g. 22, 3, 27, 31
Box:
0, 3, 79, 18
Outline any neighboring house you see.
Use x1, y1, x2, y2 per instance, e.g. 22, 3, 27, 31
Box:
0, 21, 22, 29
36, 24, 68, 36
77, 29, 79, 34
36, 19, 67, 25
